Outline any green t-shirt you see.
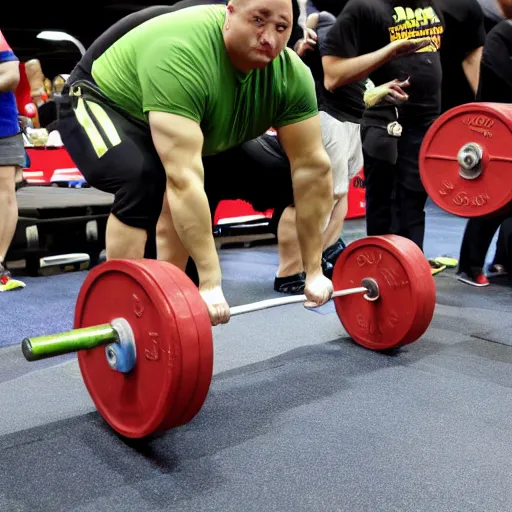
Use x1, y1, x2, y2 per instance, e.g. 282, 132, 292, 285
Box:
91, 4, 318, 155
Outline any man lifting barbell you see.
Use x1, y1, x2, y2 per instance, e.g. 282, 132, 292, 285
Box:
57, 0, 335, 326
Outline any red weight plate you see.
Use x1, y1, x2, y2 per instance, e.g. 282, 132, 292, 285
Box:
141, 260, 213, 430
75, 259, 208, 438
332, 235, 436, 351
419, 103, 512, 218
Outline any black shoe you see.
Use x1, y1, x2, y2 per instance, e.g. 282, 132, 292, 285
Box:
274, 272, 306, 294
322, 238, 346, 279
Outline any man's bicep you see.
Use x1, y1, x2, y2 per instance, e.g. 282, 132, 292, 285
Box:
149, 111, 205, 186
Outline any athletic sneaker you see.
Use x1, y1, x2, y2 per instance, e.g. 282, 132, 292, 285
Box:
456, 270, 490, 287
0, 263, 26, 292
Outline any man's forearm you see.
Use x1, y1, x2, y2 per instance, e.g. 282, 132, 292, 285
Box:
292, 163, 333, 275
323, 46, 391, 92
165, 176, 221, 288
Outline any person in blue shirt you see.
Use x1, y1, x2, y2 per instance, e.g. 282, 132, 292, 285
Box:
0, 30, 25, 291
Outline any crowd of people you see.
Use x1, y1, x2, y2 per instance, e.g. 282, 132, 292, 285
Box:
0, 0, 510, 322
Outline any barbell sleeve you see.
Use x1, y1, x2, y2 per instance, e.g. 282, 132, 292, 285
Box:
229, 286, 369, 317
22, 324, 119, 362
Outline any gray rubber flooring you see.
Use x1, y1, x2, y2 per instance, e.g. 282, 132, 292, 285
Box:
0, 203, 511, 512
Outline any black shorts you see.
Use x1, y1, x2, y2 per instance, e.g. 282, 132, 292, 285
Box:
58, 83, 166, 230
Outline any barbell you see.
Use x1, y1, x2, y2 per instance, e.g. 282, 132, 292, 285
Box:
21, 234, 436, 439
419, 102, 512, 218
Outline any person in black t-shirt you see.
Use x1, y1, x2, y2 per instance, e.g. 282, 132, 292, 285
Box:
456, 18, 512, 286
322, 0, 443, 258
437, 0, 486, 113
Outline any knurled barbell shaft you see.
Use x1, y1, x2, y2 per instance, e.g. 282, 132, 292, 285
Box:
22, 324, 118, 362
230, 286, 369, 317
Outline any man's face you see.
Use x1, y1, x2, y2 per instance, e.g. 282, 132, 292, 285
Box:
224, 0, 293, 71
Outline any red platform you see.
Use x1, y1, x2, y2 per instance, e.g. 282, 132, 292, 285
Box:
24, 147, 366, 224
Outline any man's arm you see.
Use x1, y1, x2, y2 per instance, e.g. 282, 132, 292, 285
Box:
323, 48, 392, 91
322, 38, 431, 92
276, 115, 333, 276
319, 0, 431, 92
149, 111, 221, 289
0, 60, 19, 93
462, 46, 483, 94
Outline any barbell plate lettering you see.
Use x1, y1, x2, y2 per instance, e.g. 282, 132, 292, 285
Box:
332, 235, 436, 351
74, 259, 205, 439
419, 102, 512, 218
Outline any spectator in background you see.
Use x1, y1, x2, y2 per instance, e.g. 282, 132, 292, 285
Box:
456, 15, 512, 286
438, 0, 486, 113
0, 30, 25, 292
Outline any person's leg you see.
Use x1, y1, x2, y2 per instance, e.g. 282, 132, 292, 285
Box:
58, 88, 166, 261
0, 166, 18, 266
499, 216, 512, 278
321, 115, 359, 250
395, 186, 429, 249
394, 124, 430, 251
322, 195, 348, 248
276, 206, 303, 277
457, 215, 506, 285
105, 215, 148, 259
274, 195, 347, 277
363, 150, 396, 236
0, 133, 27, 290
489, 218, 511, 276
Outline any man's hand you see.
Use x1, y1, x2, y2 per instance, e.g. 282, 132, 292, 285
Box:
364, 78, 410, 107
149, 111, 230, 326
295, 28, 318, 57
277, 115, 333, 280
304, 272, 333, 308
387, 37, 432, 59
199, 286, 230, 326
